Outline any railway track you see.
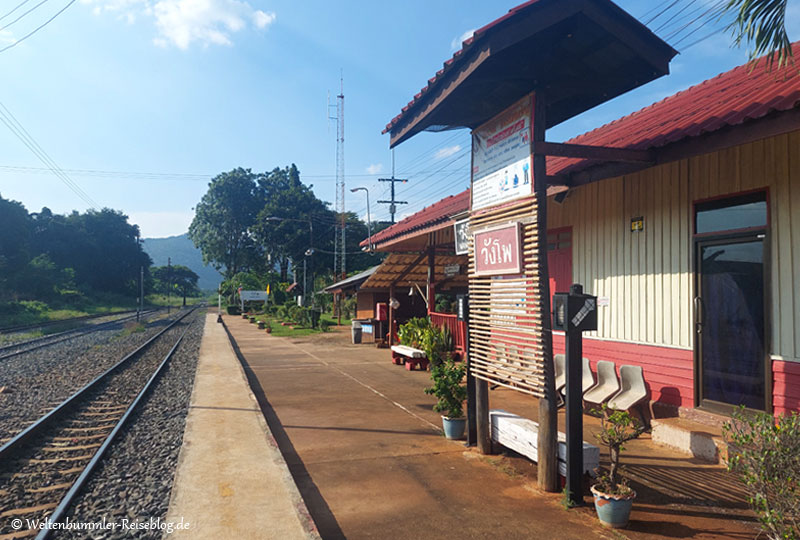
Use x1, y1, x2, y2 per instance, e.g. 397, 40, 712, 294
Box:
0, 310, 162, 362
0, 308, 198, 539
0, 312, 141, 336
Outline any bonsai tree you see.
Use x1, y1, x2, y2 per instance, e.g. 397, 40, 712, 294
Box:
593, 405, 645, 495
425, 358, 467, 419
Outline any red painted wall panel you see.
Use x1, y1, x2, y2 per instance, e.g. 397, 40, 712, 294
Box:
773, 360, 800, 416
552, 334, 694, 408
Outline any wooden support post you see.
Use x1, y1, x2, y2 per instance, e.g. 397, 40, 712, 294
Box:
427, 243, 435, 315
532, 91, 559, 493
388, 283, 395, 346
475, 377, 491, 454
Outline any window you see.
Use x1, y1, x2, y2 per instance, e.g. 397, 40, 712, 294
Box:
695, 192, 767, 235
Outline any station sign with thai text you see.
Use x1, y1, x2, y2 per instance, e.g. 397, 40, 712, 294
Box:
473, 223, 522, 276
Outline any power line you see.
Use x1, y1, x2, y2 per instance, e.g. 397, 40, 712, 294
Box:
0, 0, 77, 54
0, 0, 50, 32
0, 100, 99, 208
0, 0, 35, 23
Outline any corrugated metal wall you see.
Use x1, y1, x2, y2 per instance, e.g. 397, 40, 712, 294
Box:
547, 130, 800, 364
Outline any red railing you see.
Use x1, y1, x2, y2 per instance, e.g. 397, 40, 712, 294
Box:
429, 311, 467, 354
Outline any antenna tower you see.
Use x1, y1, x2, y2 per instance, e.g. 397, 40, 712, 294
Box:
335, 76, 346, 279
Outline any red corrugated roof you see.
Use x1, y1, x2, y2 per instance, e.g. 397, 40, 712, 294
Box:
363, 189, 470, 248
369, 44, 800, 249
548, 42, 800, 176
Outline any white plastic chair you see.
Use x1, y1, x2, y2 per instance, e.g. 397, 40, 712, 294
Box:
554, 354, 566, 394
582, 357, 595, 394
607, 365, 648, 416
582, 360, 620, 405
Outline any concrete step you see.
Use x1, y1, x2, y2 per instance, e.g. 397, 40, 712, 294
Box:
651, 411, 730, 463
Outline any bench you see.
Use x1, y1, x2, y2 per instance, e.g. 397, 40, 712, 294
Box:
489, 410, 599, 477
390, 345, 429, 371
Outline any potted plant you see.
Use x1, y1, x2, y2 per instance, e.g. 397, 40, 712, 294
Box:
424, 357, 467, 439
590, 406, 644, 528
264, 321, 272, 334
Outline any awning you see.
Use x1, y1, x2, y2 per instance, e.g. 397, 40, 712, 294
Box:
385, 0, 677, 147
361, 253, 468, 291
322, 266, 379, 294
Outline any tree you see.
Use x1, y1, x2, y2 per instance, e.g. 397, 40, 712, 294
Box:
253, 165, 332, 281
189, 168, 263, 279
723, 0, 793, 68
0, 195, 32, 300
152, 265, 199, 306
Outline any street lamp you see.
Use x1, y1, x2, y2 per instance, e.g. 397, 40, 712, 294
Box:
350, 187, 372, 252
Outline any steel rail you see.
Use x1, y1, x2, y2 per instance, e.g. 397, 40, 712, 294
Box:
0, 309, 140, 334
0, 308, 163, 361
0, 307, 194, 460
38, 321, 192, 539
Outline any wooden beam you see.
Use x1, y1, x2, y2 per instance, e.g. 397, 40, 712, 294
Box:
533, 141, 654, 163
532, 91, 559, 494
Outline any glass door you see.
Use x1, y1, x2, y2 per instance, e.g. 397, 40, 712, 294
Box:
696, 236, 766, 411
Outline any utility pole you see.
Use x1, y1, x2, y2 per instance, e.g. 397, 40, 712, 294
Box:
167, 257, 171, 315
377, 177, 408, 224
329, 75, 346, 279
138, 266, 144, 322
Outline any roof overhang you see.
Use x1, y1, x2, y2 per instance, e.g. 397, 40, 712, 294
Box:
385, 0, 677, 148
361, 253, 469, 290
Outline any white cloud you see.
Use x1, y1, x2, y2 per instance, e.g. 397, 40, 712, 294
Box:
252, 9, 275, 29
0, 30, 15, 45
82, 0, 274, 49
366, 163, 383, 175
435, 145, 461, 159
450, 28, 475, 51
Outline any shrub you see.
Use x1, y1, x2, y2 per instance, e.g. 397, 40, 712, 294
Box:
341, 296, 357, 319
226, 305, 241, 315
398, 317, 431, 349
724, 407, 800, 540
320, 319, 333, 332
425, 357, 467, 419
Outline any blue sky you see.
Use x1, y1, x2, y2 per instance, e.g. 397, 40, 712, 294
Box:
0, 0, 798, 238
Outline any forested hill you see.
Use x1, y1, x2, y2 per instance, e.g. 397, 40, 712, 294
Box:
142, 234, 223, 292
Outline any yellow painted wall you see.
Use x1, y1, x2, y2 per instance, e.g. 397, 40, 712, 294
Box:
547, 131, 800, 362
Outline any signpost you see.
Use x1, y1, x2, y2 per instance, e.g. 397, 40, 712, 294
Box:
552, 283, 598, 507
473, 223, 522, 276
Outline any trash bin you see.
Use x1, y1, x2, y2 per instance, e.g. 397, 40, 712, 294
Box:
351, 320, 362, 344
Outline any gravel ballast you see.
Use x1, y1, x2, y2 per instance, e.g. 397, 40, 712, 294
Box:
53, 312, 205, 539
0, 311, 185, 442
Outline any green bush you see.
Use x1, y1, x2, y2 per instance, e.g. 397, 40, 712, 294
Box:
398, 317, 431, 349
226, 305, 241, 315
320, 319, 333, 332
724, 407, 800, 540
424, 358, 467, 419
341, 296, 357, 319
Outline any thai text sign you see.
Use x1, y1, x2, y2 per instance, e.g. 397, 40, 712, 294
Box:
473, 223, 522, 276
471, 95, 533, 211
240, 290, 268, 301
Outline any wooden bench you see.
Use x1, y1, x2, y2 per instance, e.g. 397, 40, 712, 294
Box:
390, 345, 429, 371
489, 410, 599, 477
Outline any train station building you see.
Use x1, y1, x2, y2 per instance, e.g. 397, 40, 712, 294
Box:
367, 0, 800, 433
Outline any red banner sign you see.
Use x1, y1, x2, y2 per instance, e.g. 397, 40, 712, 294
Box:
473, 223, 522, 276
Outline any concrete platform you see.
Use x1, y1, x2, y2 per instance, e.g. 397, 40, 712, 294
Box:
651, 416, 727, 463
223, 314, 761, 540
165, 314, 319, 539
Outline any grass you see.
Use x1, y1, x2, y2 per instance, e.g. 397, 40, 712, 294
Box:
253, 314, 320, 337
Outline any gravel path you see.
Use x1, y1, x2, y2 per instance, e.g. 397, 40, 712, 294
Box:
0, 311, 184, 443
54, 312, 204, 539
